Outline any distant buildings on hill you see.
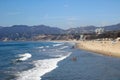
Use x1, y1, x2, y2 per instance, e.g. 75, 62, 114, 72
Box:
95, 28, 104, 34
80, 28, 105, 40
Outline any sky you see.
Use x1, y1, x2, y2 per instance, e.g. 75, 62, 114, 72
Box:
0, 0, 120, 29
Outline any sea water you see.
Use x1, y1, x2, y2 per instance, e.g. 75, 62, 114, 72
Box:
0, 41, 73, 80
1, 41, 120, 80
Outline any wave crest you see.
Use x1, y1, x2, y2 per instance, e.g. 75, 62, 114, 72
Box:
16, 53, 32, 61
16, 52, 71, 80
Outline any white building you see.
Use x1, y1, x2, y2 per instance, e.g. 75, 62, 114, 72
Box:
80, 34, 84, 40
95, 28, 104, 34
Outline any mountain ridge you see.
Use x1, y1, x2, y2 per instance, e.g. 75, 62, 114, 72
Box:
0, 23, 120, 41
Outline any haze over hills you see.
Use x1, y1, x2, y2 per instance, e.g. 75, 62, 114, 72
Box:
0, 25, 64, 40
0, 23, 120, 41
66, 26, 97, 34
104, 23, 120, 31
67, 23, 120, 34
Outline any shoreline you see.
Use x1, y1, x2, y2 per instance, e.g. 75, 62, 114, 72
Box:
2, 40, 120, 58
75, 40, 120, 58
41, 41, 120, 80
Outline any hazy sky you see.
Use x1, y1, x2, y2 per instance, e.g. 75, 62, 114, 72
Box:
0, 0, 120, 29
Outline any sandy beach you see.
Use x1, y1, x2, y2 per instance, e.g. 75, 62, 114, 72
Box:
76, 40, 120, 57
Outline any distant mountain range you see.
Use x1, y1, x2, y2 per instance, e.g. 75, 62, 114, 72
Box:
0, 25, 64, 40
66, 26, 97, 34
0, 23, 120, 41
66, 23, 120, 34
0, 25, 64, 35
104, 23, 120, 31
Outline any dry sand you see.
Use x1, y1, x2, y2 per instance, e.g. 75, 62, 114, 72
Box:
76, 40, 120, 57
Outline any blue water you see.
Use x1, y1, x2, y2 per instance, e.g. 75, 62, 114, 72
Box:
0, 41, 73, 80
1, 41, 120, 80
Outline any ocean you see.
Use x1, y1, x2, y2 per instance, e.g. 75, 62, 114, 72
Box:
0, 41, 73, 80
0, 41, 120, 80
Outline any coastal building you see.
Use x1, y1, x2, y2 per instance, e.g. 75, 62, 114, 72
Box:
95, 28, 104, 34
80, 34, 84, 40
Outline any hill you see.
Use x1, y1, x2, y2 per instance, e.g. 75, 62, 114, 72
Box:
104, 23, 120, 31
1, 23, 120, 41
0, 25, 64, 41
66, 23, 120, 34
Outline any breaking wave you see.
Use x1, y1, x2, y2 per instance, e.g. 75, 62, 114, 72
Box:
16, 52, 71, 80
16, 53, 32, 61
53, 43, 63, 47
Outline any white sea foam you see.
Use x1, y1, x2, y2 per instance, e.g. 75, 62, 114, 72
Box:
52, 42, 63, 44
38, 46, 44, 49
60, 46, 68, 49
46, 46, 49, 48
42, 49, 46, 51
16, 53, 32, 61
16, 52, 71, 80
53, 43, 62, 47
